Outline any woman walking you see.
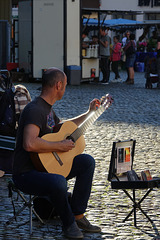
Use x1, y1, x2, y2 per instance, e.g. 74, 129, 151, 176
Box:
110, 35, 122, 83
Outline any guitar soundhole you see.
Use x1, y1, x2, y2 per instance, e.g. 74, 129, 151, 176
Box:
66, 135, 75, 142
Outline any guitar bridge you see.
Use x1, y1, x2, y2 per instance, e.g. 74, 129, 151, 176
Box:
52, 152, 63, 166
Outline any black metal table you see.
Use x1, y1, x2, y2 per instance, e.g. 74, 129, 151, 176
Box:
111, 178, 160, 227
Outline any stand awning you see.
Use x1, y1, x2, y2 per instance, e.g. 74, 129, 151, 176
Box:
83, 18, 160, 32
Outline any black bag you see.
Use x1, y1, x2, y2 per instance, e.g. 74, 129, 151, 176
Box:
0, 88, 16, 136
33, 196, 57, 220
33, 192, 72, 220
126, 42, 136, 56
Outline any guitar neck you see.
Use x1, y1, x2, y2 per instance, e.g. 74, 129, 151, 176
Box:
70, 105, 106, 142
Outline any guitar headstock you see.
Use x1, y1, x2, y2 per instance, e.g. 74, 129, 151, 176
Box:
100, 93, 113, 109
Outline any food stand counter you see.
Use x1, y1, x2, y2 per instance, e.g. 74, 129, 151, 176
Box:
136, 52, 157, 62
82, 44, 99, 80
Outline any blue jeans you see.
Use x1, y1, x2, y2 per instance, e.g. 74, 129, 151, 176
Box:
126, 54, 136, 68
12, 154, 95, 229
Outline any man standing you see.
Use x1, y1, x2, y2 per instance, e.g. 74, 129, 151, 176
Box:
99, 27, 110, 84
12, 68, 102, 239
122, 31, 131, 82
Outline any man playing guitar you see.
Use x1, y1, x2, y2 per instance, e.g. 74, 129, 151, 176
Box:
12, 68, 112, 239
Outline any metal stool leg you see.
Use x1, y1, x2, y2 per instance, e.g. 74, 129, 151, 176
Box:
7, 185, 45, 234
29, 195, 33, 234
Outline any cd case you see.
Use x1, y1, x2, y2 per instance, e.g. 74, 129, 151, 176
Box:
108, 140, 160, 189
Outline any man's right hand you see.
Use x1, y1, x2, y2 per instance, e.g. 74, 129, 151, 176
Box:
59, 139, 75, 152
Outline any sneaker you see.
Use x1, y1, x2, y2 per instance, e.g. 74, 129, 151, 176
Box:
110, 78, 119, 83
117, 78, 122, 83
76, 216, 101, 233
100, 80, 109, 84
123, 78, 129, 83
63, 221, 84, 239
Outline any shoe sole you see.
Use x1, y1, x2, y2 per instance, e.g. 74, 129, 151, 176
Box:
77, 226, 101, 233
100, 82, 109, 85
64, 232, 84, 239
76, 223, 101, 233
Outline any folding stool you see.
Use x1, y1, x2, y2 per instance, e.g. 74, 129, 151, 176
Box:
0, 134, 45, 234
6, 180, 45, 234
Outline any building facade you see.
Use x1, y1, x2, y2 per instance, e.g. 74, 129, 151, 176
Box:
100, 0, 160, 40
101, 0, 160, 19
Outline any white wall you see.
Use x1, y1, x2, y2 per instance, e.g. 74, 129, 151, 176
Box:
33, 0, 64, 78
136, 14, 144, 42
67, 0, 80, 66
19, 1, 32, 72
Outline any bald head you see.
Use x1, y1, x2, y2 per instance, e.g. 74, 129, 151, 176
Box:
42, 67, 66, 90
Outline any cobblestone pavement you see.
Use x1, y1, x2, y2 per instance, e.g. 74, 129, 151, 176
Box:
0, 70, 160, 240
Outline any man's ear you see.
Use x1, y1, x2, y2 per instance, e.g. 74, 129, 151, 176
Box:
56, 81, 62, 90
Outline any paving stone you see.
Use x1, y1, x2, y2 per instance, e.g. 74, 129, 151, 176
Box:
0, 71, 160, 239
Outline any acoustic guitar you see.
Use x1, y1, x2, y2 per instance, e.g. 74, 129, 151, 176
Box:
31, 94, 113, 177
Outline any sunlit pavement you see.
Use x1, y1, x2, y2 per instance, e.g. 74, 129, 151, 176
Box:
0, 70, 160, 239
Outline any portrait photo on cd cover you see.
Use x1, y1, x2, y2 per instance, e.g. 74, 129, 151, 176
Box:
116, 147, 131, 174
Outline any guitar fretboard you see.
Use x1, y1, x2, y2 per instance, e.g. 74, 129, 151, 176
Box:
70, 104, 106, 142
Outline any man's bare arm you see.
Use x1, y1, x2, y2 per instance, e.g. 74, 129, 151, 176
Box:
23, 124, 75, 153
67, 98, 100, 126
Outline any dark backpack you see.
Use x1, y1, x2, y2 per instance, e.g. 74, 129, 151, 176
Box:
126, 42, 136, 56
0, 88, 16, 136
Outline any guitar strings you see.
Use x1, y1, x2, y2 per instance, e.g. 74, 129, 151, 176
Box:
70, 105, 106, 142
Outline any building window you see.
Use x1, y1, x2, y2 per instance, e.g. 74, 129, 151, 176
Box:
114, 14, 136, 20
138, 0, 160, 6
154, 0, 160, 6
146, 13, 160, 20
81, 0, 100, 9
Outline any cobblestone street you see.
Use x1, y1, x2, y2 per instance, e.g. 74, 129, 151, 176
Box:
0, 70, 160, 240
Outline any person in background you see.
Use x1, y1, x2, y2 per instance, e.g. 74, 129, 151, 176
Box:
122, 30, 130, 48
123, 33, 136, 85
82, 29, 90, 49
92, 35, 98, 45
157, 35, 160, 88
148, 30, 157, 52
12, 68, 102, 239
99, 27, 111, 84
121, 31, 131, 74
110, 35, 122, 83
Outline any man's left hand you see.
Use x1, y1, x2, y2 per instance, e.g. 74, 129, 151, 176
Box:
89, 99, 101, 111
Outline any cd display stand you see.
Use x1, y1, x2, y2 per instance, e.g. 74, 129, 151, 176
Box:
108, 139, 160, 227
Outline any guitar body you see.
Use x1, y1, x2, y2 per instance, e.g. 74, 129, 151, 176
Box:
31, 93, 113, 177
31, 121, 85, 177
